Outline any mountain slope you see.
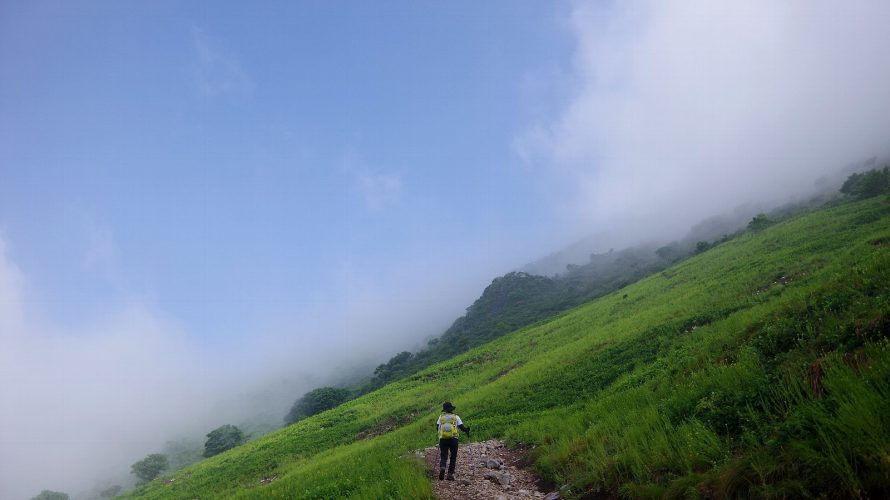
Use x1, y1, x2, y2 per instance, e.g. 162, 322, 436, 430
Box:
361, 194, 832, 394
362, 245, 672, 392
124, 197, 890, 499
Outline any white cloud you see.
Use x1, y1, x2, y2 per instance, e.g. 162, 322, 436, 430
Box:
518, 0, 890, 244
0, 232, 428, 499
0, 237, 217, 499
191, 27, 254, 97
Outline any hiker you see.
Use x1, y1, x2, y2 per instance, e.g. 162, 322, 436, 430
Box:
436, 401, 470, 480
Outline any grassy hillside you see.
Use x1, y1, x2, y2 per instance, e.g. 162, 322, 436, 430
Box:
361, 246, 670, 393
360, 194, 829, 394
124, 196, 890, 499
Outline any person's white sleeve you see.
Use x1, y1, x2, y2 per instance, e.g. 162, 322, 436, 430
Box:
455, 415, 463, 426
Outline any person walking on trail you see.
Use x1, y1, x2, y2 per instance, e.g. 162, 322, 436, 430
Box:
436, 401, 470, 481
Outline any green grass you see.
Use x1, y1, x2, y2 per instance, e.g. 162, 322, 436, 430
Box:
123, 197, 890, 499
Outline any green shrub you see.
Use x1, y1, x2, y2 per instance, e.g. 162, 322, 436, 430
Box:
841, 166, 890, 199
285, 386, 354, 425
204, 424, 247, 458
30, 491, 69, 500
130, 454, 168, 485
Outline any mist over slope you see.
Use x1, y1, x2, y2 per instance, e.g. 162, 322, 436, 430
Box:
518, 0, 890, 249
361, 162, 867, 394
124, 192, 890, 499
521, 159, 865, 278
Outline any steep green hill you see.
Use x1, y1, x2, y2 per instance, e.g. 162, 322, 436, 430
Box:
362, 244, 673, 392
124, 197, 890, 499
360, 195, 828, 394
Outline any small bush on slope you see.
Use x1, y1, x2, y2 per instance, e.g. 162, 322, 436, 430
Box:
284, 387, 354, 426
204, 425, 247, 458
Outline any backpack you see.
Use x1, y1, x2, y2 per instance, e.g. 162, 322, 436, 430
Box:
438, 413, 459, 439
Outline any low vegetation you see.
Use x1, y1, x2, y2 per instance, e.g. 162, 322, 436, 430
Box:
841, 166, 890, 199
99, 485, 122, 498
130, 454, 169, 486
284, 387, 354, 426
204, 425, 247, 458
122, 176, 889, 498
30, 491, 69, 500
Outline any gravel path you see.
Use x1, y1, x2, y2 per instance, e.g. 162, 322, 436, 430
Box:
423, 439, 558, 500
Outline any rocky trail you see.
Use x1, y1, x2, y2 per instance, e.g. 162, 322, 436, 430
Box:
423, 439, 560, 500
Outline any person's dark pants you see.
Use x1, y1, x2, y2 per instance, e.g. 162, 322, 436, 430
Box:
439, 438, 459, 475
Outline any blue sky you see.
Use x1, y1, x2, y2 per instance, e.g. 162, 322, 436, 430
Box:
3, 2, 890, 497
1, 1, 575, 347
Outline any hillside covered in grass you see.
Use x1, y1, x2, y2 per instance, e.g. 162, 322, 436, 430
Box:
124, 196, 890, 499
358, 191, 840, 395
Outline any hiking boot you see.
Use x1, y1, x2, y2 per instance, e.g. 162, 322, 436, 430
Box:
438, 468, 445, 480
446, 474, 455, 481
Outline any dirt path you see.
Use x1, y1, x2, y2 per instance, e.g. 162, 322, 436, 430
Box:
423, 439, 559, 500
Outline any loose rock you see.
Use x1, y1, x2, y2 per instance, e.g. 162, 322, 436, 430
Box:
485, 471, 514, 486
425, 439, 547, 500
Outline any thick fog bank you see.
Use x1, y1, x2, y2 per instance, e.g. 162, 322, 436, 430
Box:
518, 0, 890, 251
0, 239, 408, 499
